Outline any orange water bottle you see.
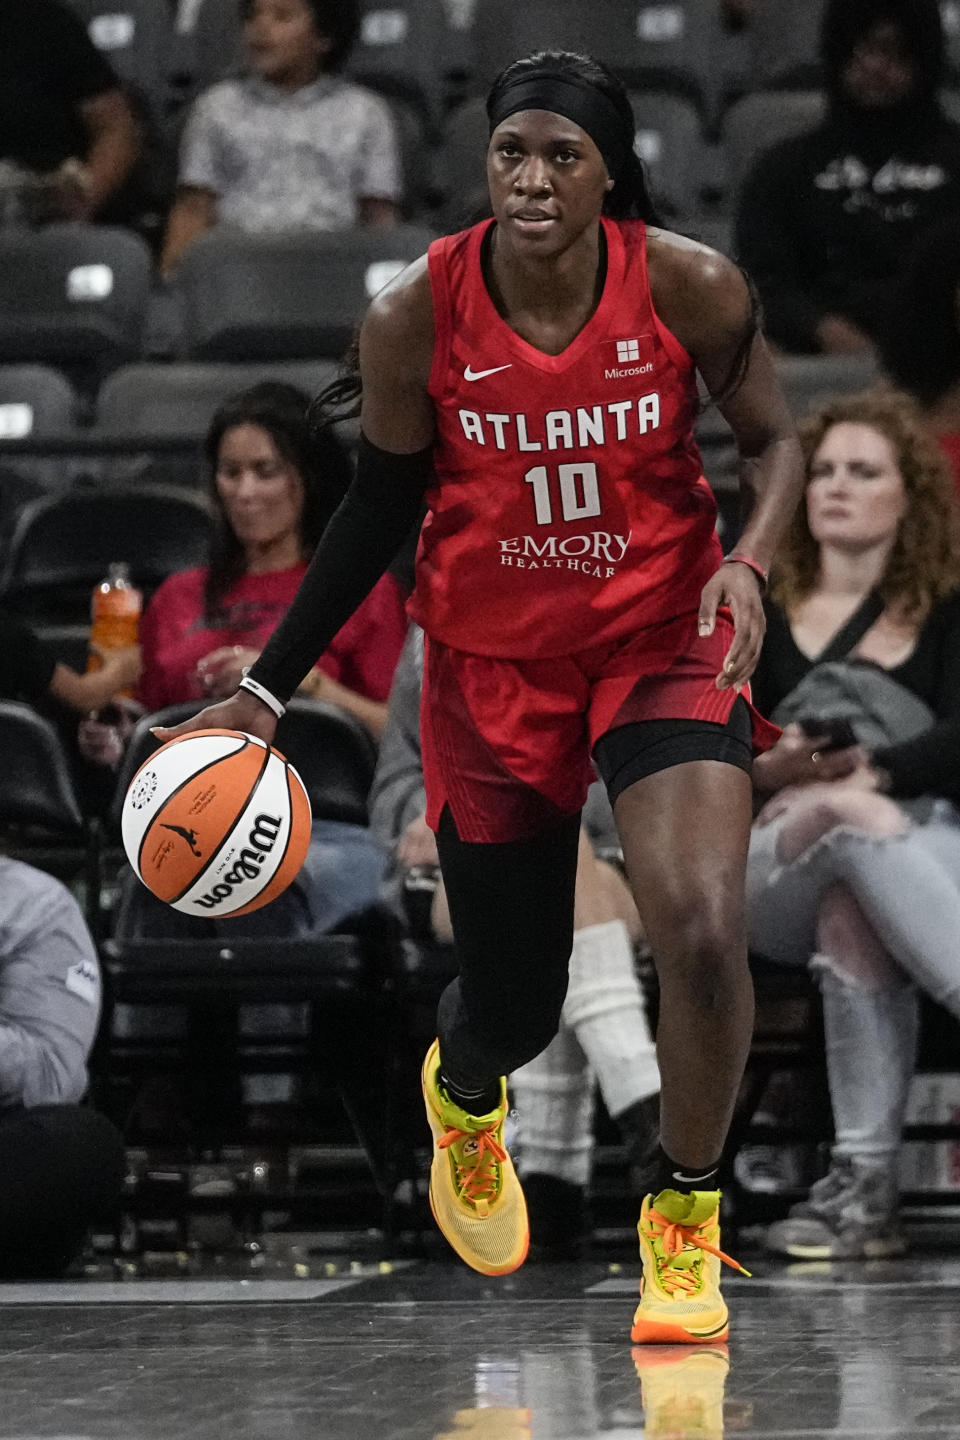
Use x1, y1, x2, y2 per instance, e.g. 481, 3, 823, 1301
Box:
87, 562, 142, 695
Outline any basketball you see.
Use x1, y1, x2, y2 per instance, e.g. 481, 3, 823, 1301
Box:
121, 730, 312, 917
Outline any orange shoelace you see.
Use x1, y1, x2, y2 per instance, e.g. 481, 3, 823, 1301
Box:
646, 1207, 752, 1293
438, 1125, 507, 1205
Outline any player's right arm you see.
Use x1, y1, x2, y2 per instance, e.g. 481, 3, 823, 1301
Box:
154, 263, 436, 746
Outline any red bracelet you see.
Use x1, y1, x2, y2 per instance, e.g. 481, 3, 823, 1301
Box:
722, 553, 769, 594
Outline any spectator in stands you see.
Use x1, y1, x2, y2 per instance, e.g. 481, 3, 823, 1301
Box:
0, 607, 140, 713
745, 389, 960, 1258
370, 626, 660, 1256
82, 381, 405, 944
160, 0, 401, 277
736, 0, 960, 356
0, 855, 124, 1276
0, 0, 140, 225
80, 381, 407, 769
881, 220, 960, 487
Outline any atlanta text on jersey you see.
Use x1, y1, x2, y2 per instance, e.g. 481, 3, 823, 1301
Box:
457, 394, 661, 451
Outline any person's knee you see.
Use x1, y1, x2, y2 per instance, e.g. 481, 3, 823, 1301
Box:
777, 792, 909, 865
654, 900, 747, 992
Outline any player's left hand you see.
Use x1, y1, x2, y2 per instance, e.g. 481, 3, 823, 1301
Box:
698, 560, 766, 691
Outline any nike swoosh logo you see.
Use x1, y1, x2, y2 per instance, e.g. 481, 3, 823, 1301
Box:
463, 363, 513, 381
672, 1171, 715, 1185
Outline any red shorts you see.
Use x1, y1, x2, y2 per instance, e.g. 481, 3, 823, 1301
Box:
421, 608, 779, 843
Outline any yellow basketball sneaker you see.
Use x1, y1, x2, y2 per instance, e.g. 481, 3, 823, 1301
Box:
631, 1343, 729, 1439
631, 1189, 749, 1344
421, 1038, 529, 1276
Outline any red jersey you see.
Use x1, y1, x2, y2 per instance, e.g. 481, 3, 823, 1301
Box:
408, 216, 722, 658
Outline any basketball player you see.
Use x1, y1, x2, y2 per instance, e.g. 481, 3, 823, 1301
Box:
157, 51, 804, 1342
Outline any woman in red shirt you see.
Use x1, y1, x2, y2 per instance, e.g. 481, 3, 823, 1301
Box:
82, 382, 407, 767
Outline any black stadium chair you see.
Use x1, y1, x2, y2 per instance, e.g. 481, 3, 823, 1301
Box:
98, 697, 403, 1239
722, 89, 826, 200
175, 225, 435, 360
0, 484, 214, 627
111, 697, 379, 839
0, 702, 96, 925
64, 0, 176, 130
0, 225, 152, 386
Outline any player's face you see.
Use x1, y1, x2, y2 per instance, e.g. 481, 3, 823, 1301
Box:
806, 422, 908, 552
842, 21, 915, 110
243, 0, 330, 87
487, 110, 613, 256
215, 423, 306, 556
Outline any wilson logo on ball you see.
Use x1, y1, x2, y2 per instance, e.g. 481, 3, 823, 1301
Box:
193, 813, 283, 910
120, 730, 311, 917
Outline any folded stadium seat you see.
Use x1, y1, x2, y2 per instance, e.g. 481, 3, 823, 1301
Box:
628, 91, 706, 226
99, 698, 405, 1240
776, 353, 879, 423
434, 96, 492, 231
175, 224, 435, 360
943, 88, 960, 122
0, 702, 96, 925
64, 0, 176, 132
0, 483, 214, 627
347, 0, 465, 130
468, 0, 728, 118
945, 1, 960, 79
721, 88, 825, 202
0, 364, 82, 500
741, 0, 825, 90
0, 225, 152, 390
94, 359, 340, 484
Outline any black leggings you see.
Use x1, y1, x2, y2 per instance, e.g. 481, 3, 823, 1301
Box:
0, 1105, 125, 1278
433, 703, 753, 1088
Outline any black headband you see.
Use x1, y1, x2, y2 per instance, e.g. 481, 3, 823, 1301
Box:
487, 71, 631, 178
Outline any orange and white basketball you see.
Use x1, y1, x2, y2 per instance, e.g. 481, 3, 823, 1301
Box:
121, 730, 312, 917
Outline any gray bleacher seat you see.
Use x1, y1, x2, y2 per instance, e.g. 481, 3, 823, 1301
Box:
944, 1, 960, 77
469, 0, 728, 115
347, 0, 463, 127
0, 224, 152, 384
942, 88, 960, 122
722, 89, 825, 201
744, 0, 824, 89
187, 0, 243, 92
434, 96, 489, 230
95, 361, 340, 438
629, 91, 705, 223
777, 353, 879, 422
0, 367, 79, 442
64, 0, 176, 128
174, 224, 435, 361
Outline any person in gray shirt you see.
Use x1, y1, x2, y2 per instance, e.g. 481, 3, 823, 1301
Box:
161, 0, 401, 277
0, 857, 123, 1276
370, 627, 661, 1255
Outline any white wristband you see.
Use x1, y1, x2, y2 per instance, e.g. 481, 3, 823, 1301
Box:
238, 675, 286, 719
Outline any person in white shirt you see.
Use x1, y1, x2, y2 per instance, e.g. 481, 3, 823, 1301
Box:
161, 0, 401, 277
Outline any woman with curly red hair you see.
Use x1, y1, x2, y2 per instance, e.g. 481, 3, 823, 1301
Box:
746, 389, 960, 1260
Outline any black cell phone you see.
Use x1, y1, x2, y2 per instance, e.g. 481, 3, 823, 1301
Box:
798, 716, 858, 752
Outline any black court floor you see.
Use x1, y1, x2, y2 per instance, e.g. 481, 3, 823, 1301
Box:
3, 1234, 960, 1439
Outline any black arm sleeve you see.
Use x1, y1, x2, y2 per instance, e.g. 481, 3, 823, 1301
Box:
246, 435, 431, 705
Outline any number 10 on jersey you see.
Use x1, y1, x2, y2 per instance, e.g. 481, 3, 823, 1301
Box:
524, 462, 602, 526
